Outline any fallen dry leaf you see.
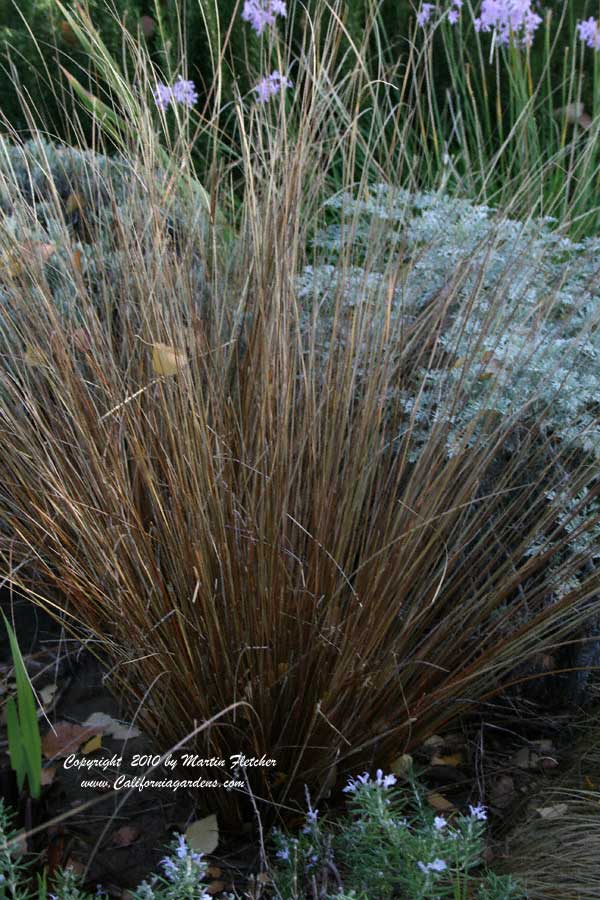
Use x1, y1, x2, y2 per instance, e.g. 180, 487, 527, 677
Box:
151, 342, 189, 377
112, 825, 140, 847
41, 766, 57, 787
40, 684, 58, 707
512, 747, 540, 770
422, 735, 445, 755
64, 857, 85, 876
206, 867, 222, 879
426, 791, 455, 813
205, 882, 225, 896
82, 712, 141, 741
81, 733, 103, 754
535, 803, 568, 820
186, 814, 219, 854
532, 739, 555, 754
42, 722, 103, 759
431, 752, 463, 768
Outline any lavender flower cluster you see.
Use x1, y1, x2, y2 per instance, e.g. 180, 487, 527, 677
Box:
419, 0, 600, 53
418, 0, 462, 28
153, 76, 199, 112
577, 17, 600, 51
418, 0, 542, 45
254, 70, 293, 103
242, 0, 287, 35
241, 0, 293, 103
473, 0, 542, 46
270, 774, 508, 899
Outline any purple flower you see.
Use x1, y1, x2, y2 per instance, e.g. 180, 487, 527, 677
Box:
242, 0, 287, 35
302, 806, 319, 833
153, 77, 198, 111
172, 76, 199, 107
175, 834, 188, 859
342, 771, 371, 793
160, 855, 178, 882
473, 0, 542, 47
430, 858, 447, 872
254, 70, 293, 103
448, 8, 460, 24
418, 858, 447, 873
577, 17, 600, 51
153, 82, 172, 112
276, 846, 290, 861
469, 802, 488, 821
417, 3, 435, 26
434, 815, 447, 830
374, 769, 397, 789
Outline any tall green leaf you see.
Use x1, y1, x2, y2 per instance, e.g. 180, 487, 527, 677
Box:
2, 611, 42, 799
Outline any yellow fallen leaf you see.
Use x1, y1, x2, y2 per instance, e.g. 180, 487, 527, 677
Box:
431, 752, 463, 768
66, 191, 86, 216
185, 814, 219, 854
426, 791, 455, 813
42, 721, 103, 759
151, 342, 189, 376
82, 733, 103, 754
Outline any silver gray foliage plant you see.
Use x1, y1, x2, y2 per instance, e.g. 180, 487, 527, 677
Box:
0, 138, 208, 326
297, 184, 600, 569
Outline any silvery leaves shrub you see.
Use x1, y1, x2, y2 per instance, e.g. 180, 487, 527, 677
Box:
0, 138, 208, 329
297, 185, 600, 675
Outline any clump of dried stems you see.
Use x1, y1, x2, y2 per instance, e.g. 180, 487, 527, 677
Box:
0, 0, 598, 824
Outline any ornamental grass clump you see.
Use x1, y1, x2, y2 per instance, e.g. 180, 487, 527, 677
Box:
0, 0, 600, 828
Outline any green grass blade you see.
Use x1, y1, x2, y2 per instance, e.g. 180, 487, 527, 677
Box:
2, 611, 42, 799
5, 696, 26, 793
